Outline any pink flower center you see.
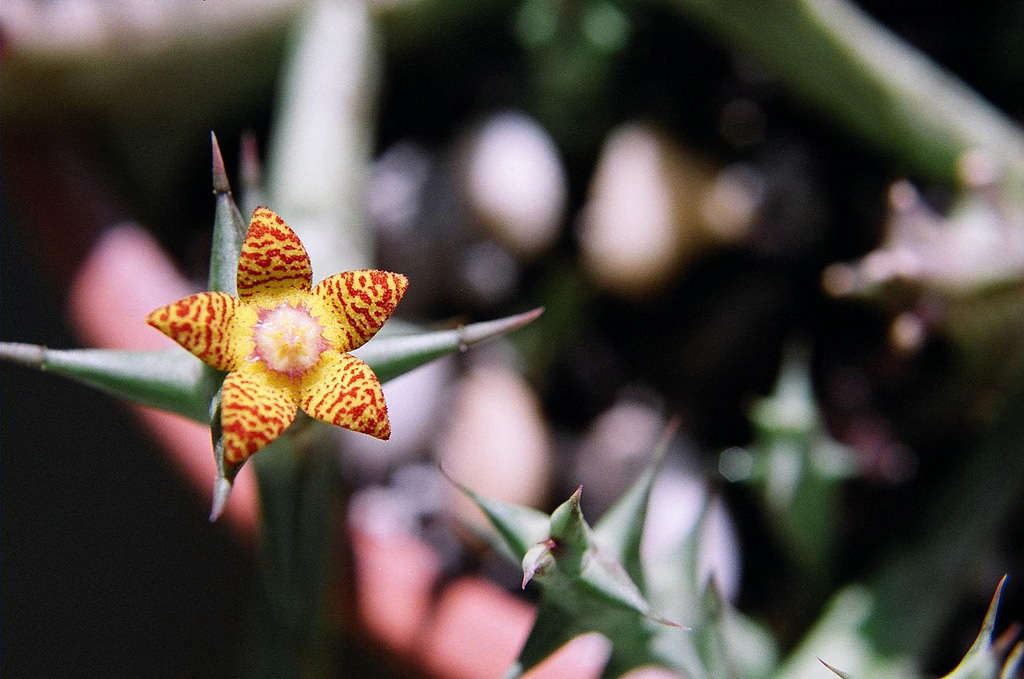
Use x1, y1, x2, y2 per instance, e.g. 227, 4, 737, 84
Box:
252, 303, 328, 378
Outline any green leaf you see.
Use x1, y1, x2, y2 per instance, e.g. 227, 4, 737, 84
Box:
236, 434, 339, 677
454, 445, 684, 678
737, 348, 856, 575
208, 131, 248, 296
940, 575, 1008, 679
771, 585, 915, 679
593, 419, 677, 593
501, 599, 583, 679
666, 0, 1024, 185
1000, 642, 1023, 679
0, 343, 216, 422
442, 469, 550, 562
352, 307, 545, 383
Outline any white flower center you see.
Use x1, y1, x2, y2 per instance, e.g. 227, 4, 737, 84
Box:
252, 303, 327, 378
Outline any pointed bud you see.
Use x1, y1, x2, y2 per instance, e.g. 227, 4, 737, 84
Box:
521, 538, 556, 588
549, 485, 587, 549
211, 131, 231, 196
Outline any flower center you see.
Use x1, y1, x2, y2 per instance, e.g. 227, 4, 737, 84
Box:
252, 303, 328, 378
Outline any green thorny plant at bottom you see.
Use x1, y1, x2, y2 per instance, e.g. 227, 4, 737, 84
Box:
450, 419, 1022, 679
447, 422, 778, 679
823, 576, 1023, 679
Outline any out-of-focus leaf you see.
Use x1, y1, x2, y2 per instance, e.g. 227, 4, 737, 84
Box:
646, 499, 778, 679
455, 440, 685, 679
940, 576, 1009, 679
0, 343, 215, 423
266, 0, 380, 274
809, 577, 1019, 679
664, 0, 1024, 185
771, 585, 915, 679
592, 419, 677, 593
728, 348, 856, 574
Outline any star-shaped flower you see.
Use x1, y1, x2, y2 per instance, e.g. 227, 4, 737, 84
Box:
147, 207, 408, 464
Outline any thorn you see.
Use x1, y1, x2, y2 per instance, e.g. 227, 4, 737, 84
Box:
209, 475, 232, 522
437, 462, 461, 489
459, 307, 546, 346
818, 658, 852, 678
211, 131, 231, 195
0, 341, 47, 367
653, 616, 690, 630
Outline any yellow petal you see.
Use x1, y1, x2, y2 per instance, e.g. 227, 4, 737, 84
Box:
237, 207, 312, 300
311, 270, 408, 352
221, 370, 298, 463
300, 352, 390, 440
146, 292, 243, 371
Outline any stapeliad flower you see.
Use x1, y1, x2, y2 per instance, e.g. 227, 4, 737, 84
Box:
147, 207, 408, 464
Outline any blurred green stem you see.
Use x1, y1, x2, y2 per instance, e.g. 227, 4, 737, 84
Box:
239, 435, 340, 679
660, 0, 1024, 186
266, 0, 380, 275
863, 388, 1024, 657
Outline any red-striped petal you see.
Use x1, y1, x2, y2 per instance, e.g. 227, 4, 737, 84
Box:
220, 371, 298, 463
146, 292, 242, 371
300, 353, 390, 440
311, 270, 408, 352
237, 207, 312, 300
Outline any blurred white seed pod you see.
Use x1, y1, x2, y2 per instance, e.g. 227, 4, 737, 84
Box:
460, 111, 568, 259
578, 124, 759, 297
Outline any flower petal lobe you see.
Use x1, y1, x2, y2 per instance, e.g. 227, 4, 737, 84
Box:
312, 270, 409, 351
221, 371, 298, 463
146, 292, 242, 371
301, 353, 390, 439
237, 207, 312, 300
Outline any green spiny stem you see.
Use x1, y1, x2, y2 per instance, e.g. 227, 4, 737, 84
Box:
659, 0, 1024, 187
0, 343, 214, 422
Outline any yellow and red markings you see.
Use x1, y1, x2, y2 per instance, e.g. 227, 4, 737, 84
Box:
148, 207, 407, 464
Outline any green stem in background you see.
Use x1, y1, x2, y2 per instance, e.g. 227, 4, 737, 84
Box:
236, 435, 340, 679
266, 0, 380, 275
660, 0, 1024, 186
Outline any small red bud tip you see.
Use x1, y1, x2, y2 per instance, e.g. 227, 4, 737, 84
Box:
211, 131, 231, 195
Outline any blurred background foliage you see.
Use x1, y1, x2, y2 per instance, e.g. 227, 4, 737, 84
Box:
4, 0, 1024, 677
